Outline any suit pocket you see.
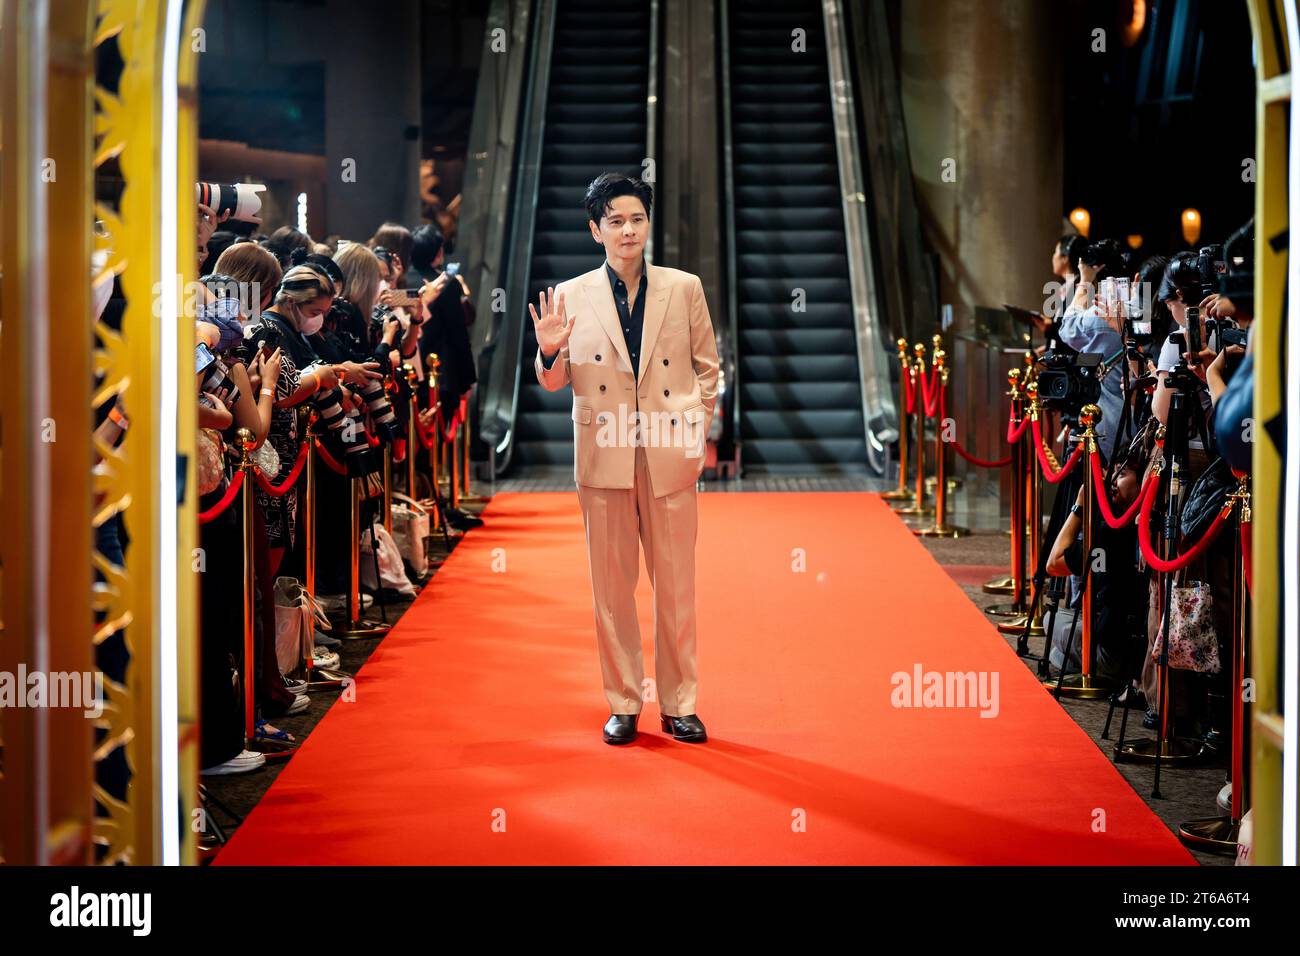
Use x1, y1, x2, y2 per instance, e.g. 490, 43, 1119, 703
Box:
572, 404, 592, 425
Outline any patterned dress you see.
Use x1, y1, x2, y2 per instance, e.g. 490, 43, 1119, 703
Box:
254, 348, 302, 550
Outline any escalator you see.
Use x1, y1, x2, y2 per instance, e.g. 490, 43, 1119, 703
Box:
511, 0, 653, 468
722, 0, 892, 472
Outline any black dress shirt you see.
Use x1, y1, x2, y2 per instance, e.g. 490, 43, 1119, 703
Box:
540, 259, 648, 374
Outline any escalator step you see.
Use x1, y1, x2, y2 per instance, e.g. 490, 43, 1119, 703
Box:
735, 207, 843, 230
734, 122, 834, 143
739, 302, 854, 327
741, 438, 867, 466
741, 328, 857, 354
738, 252, 848, 279
740, 409, 865, 439
742, 354, 861, 380
740, 277, 850, 301
737, 230, 846, 255
545, 122, 644, 142
734, 162, 839, 186
741, 381, 862, 409
735, 184, 840, 206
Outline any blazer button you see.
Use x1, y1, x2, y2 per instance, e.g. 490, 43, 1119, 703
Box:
599, 384, 606, 392
595, 354, 601, 361
663, 389, 669, 397
663, 358, 669, 366
671, 418, 677, 426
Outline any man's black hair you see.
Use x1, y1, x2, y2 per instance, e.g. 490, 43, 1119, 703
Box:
1057, 233, 1088, 273
411, 224, 445, 272
584, 172, 653, 225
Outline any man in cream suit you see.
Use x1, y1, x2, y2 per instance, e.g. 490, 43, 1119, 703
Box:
531, 173, 720, 745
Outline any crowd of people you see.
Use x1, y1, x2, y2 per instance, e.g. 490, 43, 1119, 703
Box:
94, 192, 484, 778
1027, 225, 1255, 821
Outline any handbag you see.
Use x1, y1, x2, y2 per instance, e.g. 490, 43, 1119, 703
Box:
196, 428, 226, 496
1152, 577, 1221, 673
360, 525, 417, 596
390, 492, 430, 576
273, 577, 332, 678
1180, 456, 1234, 542
253, 439, 281, 481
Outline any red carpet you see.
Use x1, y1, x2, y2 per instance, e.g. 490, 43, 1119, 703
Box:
216, 492, 1194, 865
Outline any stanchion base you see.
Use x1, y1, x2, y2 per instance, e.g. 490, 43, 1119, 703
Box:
925, 476, 964, 493
1052, 672, 1114, 699
340, 621, 391, 640
880, 488, 912, 501
304, 667, 349, 689
892, 503, 932, 516
1177, 817, 1239, 855
985, 602, 1026, 618
914, 524, 970, 538
982, 576, 1015, 594
997, 616, 1044, 636
1114, 736, 1204, 764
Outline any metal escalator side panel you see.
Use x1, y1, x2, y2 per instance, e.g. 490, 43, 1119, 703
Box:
822, 0, 898, 458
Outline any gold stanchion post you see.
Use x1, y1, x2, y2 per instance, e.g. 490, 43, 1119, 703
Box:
302, 409, 346, 688
984, 368, 1023, 594
894, 342, 932, 517
881, 338, 913, 501
237, 428, 257, 749
340, 473, 390, 640
1053, 404, 1112, 698
915, 351, 968, 537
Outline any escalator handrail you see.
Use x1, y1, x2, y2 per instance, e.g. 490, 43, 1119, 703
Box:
717, 0, 743, 468
480, 0, 559, 474
822, 0, 898, 448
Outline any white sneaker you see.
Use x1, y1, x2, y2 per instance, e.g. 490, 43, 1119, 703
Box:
1217, 781, 1232, 815
282, 677, 309, 696
201, 749, 266, 776
287, 693, 310, 715
312, 648, 340, 670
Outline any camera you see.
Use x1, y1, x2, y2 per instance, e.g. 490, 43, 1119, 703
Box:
1037, 351, 1103, 414
196, 182, 266, 224
229, 319, 284, 365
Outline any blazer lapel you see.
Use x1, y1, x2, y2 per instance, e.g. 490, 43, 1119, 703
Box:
580, 269, 633, 374
636, 264, 671, 388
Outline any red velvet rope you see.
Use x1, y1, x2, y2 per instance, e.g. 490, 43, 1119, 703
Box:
919, 365, 942, 418
1006, 412, 1031, 444
435, 402, 463, 443
937, 381, 1010, 468
901, 366, 915, 415
252, 440, 309, 497
313, 437, 347, 475
1136, 476, 1233, 573
1030, 416, 1085, 484
198, 469, 245, 524
1089, 451, 1156, 530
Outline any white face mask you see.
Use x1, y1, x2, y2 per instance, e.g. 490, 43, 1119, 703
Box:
298, 310, 325, 336
378, 279, 390, 293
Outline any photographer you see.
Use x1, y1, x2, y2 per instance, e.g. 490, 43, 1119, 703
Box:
1057, 238, 1129, 460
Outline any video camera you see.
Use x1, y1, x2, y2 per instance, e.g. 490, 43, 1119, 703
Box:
1036, 351, 1103, 417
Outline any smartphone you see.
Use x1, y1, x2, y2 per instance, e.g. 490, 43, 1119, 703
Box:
195, 342, 216, 375
445, 262, 460, 277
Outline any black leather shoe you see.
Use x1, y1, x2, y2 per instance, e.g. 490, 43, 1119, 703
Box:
660, 714, 707, 743
602, 713, 638, 745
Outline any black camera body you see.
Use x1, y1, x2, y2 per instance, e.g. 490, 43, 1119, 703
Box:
1037, 351, 1103, 415
229, 319, 284, 365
